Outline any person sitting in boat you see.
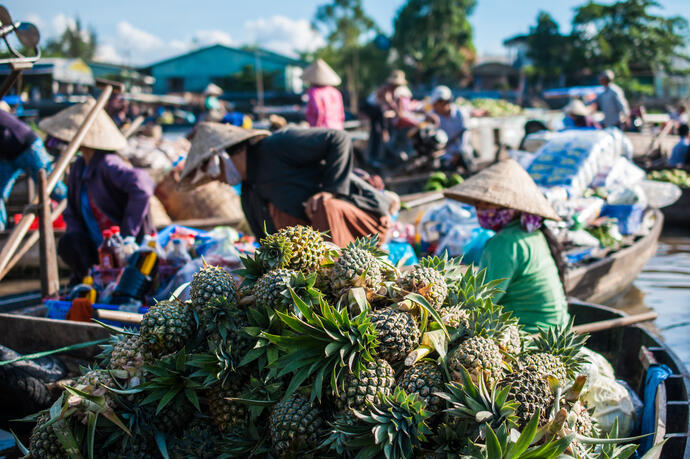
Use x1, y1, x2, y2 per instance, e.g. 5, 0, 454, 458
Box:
39, 98, 155, 282
562, 99, 599, 130
180, 122, 396, 247
0, 109, 67, 230
444, 159, 569, 333
668, 123, 690, 167
429, 85, 472, 169
303, 58, 345, 130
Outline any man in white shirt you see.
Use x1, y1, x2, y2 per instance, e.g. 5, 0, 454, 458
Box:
589, 70, 630, 129
430, 85, 472, 168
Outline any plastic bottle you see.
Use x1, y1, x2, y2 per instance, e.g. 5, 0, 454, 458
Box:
98, 229, 117, 269
109, 226, 125, 266
167, 238, 191, 270
121, 236, 138, 263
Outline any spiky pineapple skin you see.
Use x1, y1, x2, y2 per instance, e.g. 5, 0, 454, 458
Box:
440, 306, 470, 333
400, 266, 448, 310
337, 359, 395, 412
190, 265, 238, 314
109, 334, 153, 374
499, 369, 554, 427
269, 393, 323, 456
520, 352, 567, 385
29, 414, 67, 459
140, 299, 195, 356
448, 336, 504, 385
498, 324, 522, 355
170, 418, 221, 459
569, 401, 598, 437
370, 308, 420, 363
398, 361, 444, 412
330, 246, 382, 293
206, 381, 249, 433
262, 226, 326, 273
252, 268, 297, 311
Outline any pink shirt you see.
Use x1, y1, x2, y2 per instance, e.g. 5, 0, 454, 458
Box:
305, 86, 345, 130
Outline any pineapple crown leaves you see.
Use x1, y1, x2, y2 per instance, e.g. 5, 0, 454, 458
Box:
528, 318, 589, 378
587, 418, 639, 459
478, 414, 575, 459
457, 266, 505, 304
197, 296, 246, 340
467, 299, 518, 340
322, 387, 432, 459
235, 254, 268, 286
137, 349, 203, 415
217, 423, 272, 458
346, 234, 387, 258
255, 233, 294, 271
261, 289, 379, 402
437, 366, 518, 434
187, 343, 237, 388
419, 253, 465, 282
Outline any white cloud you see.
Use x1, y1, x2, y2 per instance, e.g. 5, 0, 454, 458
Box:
192, 29, 234, 47
244, 16, 325, 57
94, 44, 123, 63
116, 21, 163, 51
52, 13, 76, 36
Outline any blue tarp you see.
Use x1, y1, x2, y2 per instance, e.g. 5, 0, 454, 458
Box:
543, 85, 605, 99
640, 363, 673, 454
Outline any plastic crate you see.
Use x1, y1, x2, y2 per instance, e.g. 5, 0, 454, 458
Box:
600, 204, 645, 235
44, 300, 148, 328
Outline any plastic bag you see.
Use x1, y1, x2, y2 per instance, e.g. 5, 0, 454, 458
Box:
578, 347, 616, 391
195, 227, 241, 264
582, 376, 637, 436
640, 180, 682, 208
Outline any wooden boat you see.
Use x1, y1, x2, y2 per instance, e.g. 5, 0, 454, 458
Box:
0, 300, 686, 457
660, 187, 690, 227
399, 192, 664, 305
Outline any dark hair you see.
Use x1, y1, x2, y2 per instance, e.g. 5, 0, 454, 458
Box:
680, 124, 689, 137
541, 225, 567, 287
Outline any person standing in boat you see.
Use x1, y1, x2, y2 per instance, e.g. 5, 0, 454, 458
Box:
586, 70, 630, 129
0, 109, 67, 230
444, 159, 569, 333
180, 122, 396, 247
303, 58, 345, 130
39, 98, 155, 282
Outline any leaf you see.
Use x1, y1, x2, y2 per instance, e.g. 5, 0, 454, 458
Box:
9, 430, 29, 455
405, 293, 449, 338
155, 430, 171, 459
486, 425, 503, 458
421, 329, 448, 359
506, 408, 539, 458
87, 412, 97, 459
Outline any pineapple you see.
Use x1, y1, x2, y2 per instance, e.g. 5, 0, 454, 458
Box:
170, 418, 221, 459
521, 319, 588, 385
190, 265, 237, 314
257, 225, 326, 273
399, 257, 449, 310
498, 368, 555, 427
207, 380, 249, 433
337, 358, 395, 413
568, 401, 598, 437
140, 299, 195, 357
269, 393, 323, 456
397, 360, 444, 413
370, 308, 420, 363
330, 235, 384, 296
152, 398, 196, 434
448, 336, 504, 385
109, 334, 153, 374
498, 324, 522, 356
440, 306, 470, 334
252, 268, 298, 311
28, 414, 67, 459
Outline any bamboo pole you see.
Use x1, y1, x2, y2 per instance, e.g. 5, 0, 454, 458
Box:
0, 85, 113, 279
37, 170, 59, 297
572, 311, 658, 335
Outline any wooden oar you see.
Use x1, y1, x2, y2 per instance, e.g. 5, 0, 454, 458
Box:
93, 308, 659, 332
402, 192, 444, 209
572, 311, 658, 334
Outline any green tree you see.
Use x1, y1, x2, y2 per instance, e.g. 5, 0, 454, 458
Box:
391, 0, 476, 87
572, 0, 689, 94
313, 0, 379, 112
524, 12, 572, 89
43, 18, 97, 61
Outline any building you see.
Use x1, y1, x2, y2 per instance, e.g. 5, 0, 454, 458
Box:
144, 44, 307, 95
0, 58, 94, 100
88, 61, 154, 93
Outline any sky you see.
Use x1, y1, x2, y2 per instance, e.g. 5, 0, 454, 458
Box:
7, 0, 690, 66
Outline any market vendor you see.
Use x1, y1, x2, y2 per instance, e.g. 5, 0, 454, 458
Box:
429, 85, 471, 168
39, 98, 155, 281
0, 109, 66, 230
562, 99, 599, 130
444, 159, 569, 333
180, 122, 396, 246
586, 70, 629, 129
302, 58, 345, 130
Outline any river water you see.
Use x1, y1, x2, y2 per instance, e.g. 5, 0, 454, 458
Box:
611, 232, 690, 369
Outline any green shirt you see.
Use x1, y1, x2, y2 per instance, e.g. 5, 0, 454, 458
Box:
479, 221, 569, 333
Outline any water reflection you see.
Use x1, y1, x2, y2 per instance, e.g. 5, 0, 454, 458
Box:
612, 236, 690, 368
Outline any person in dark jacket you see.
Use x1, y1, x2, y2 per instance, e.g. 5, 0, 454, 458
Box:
181, 122, 394, 247
0, 110, 66, 230
39, 98, 154, 280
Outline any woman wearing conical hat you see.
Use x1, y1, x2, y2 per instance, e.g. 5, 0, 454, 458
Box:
444, 159, 569, 332
39, 98, 154, 282
302, 58, 345, 130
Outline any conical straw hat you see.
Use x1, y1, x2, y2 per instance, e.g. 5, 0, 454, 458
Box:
181, 122, 270, 182
38, 97, 127, 151
204, 83, 223, 96
302, 58, 341, 86
443, 159, 560, 220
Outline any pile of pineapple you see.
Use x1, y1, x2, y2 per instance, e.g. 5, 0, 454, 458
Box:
23, 225, 636, 459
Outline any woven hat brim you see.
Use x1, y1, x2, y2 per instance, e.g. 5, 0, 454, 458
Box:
181, 122, 270, 182
443, 159, 561, 221
38, 97, 127, 151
